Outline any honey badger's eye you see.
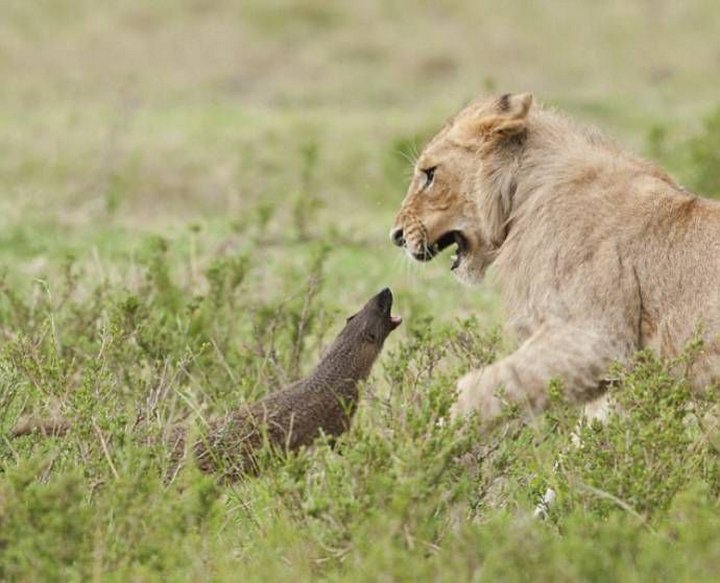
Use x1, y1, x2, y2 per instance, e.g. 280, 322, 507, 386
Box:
421, 166, 437, 189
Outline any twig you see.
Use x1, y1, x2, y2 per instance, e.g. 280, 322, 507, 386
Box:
575, 482, 656, 533
92, 420, 119, 480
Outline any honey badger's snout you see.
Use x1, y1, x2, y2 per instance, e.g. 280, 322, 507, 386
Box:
369, 288, 403, 331
373, 287, 393, 314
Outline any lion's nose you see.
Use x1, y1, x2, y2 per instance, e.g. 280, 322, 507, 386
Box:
390, 227, 405, 247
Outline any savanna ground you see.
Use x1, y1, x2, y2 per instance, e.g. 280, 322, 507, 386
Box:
2, 1, 720, 580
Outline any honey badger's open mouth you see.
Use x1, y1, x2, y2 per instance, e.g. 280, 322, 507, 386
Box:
375, 288, 403, 329
413, 231, 469, 271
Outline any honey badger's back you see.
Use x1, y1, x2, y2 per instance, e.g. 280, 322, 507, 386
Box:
189, 378, 360, 479
168, 288, 401, 481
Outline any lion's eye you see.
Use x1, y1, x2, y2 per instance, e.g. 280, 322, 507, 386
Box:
421, 166, 437, 189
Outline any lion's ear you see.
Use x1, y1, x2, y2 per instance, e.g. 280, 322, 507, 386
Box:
455, 93, 533, 146
490, 93, 533, 137
497, 93, 533, 119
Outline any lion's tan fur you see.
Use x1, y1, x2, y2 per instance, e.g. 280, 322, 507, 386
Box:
391, 94, 720, 421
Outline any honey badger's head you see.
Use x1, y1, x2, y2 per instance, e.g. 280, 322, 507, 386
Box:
323, 288, 401, 380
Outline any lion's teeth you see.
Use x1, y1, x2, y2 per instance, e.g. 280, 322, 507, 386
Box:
451, 252, 461, 271
451, 254, 458, 263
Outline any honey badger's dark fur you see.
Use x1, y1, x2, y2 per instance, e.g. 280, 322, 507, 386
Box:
167, 288, 401, 481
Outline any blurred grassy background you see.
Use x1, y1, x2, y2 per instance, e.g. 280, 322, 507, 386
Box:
2, 0, 719, 323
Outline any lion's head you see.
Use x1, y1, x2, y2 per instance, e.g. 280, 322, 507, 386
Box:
390, 93, 533, 284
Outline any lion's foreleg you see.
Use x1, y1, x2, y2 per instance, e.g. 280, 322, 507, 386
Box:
450, 322, 626, 423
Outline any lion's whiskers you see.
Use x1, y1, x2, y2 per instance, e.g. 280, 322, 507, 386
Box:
392, 249, 418, 283
396, 149, 417, 169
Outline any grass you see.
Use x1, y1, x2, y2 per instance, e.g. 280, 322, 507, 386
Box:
2, 0, 720, 580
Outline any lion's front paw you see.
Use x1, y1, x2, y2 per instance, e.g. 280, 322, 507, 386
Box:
450, 370, 483, 421
450, 369, 503, 423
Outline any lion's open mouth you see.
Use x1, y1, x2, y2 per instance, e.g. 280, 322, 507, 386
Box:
413, 230, 468, 270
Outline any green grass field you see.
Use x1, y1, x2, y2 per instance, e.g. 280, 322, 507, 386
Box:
2, 1, 720, 580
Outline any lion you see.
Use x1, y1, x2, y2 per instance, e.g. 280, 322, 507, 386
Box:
390, 93, 720, 424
